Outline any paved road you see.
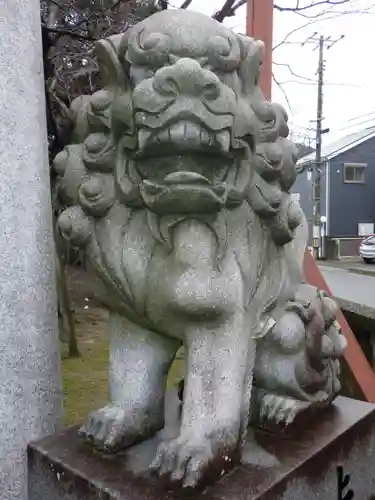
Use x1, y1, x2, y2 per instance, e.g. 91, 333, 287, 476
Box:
320, 266, 375, 309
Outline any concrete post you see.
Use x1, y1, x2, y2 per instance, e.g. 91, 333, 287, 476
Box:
0, 1, 63, 499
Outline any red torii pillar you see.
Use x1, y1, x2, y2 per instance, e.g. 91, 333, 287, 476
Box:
246, 0, 375, 402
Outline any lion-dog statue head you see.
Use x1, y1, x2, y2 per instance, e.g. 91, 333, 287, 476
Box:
54, 9, 345, 490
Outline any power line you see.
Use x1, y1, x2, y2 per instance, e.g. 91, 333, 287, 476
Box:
278, 79, 369, 87
339, 117, 375, 131
345, 110, 375, 123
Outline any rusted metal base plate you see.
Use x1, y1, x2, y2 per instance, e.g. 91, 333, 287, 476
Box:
28, 396, 375, 500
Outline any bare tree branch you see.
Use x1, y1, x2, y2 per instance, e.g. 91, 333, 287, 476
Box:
274, 0, 349, 12
110, 0, 134, 10
212, 0, 236, 22
273, 73, 293, 114
46, 0, 70, 28
272, 12, 337, 51
273, 3, 372, 51
233, 0, 247, 13
273, 61, 316, 82
44, 25, 97, 41
213, 0, 246, 22
179, 0, 193, 8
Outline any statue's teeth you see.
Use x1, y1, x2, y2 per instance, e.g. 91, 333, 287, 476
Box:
148, 122, 228, 150
169, 122, 185, 140
185, 123, 200, 142
216, 131, 230, 152
200, 129, 210, 144
138, 129, 149, 150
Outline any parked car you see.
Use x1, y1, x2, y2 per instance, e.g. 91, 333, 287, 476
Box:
359, 235, 375, 263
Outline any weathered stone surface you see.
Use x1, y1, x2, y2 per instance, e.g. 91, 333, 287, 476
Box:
28, 395, 375, 499
54, 8, 346, 488
0, 1, 62, 498
338, 297, 375, 323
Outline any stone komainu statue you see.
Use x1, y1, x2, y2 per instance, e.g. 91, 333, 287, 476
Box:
54, 9, 347, 489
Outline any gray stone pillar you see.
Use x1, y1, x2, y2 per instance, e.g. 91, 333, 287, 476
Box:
0, 1, 63, 499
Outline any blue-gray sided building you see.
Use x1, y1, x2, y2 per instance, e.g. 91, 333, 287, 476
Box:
293, 126, 375, 256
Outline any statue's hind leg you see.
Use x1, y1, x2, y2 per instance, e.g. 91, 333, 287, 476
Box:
79, 313, 180, 452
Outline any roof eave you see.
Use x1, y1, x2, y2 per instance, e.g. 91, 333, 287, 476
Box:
297, 156, 328, 169
296, 126, 375, 169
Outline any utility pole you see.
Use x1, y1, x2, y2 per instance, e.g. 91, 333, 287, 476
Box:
302, 33, 344, 259
314, 35, 325, 260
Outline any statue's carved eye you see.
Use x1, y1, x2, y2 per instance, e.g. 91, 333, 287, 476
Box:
204, 82, 220, 101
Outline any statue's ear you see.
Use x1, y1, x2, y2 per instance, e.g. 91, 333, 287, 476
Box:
92, 34, 134, 141
236, 35, 265, 97
95, 34, 129, 93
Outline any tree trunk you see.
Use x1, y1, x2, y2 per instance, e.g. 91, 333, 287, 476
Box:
55, 230, 80, 358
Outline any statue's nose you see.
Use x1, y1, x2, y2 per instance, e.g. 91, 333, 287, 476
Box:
153, 58, 221, 100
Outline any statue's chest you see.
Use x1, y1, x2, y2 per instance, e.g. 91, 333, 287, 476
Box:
98, 207, 255, 329
129, 219, 245, 331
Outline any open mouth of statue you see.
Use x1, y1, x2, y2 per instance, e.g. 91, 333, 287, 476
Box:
135, 151, 232, 215
130, 119, 242, 214
135, 120, 232, 159
139, 174, 228, 215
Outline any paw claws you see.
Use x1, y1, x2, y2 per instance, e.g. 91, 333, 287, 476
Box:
151, 437, 214, 488
79, 405, 131, 452
170, 466, 185, 483
183, 456, 208, 488
150, 441, 169, 471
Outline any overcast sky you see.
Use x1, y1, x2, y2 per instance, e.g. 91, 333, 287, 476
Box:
173, 0, 375, 145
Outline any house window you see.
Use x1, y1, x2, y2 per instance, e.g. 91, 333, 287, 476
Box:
344, 163, 366, 183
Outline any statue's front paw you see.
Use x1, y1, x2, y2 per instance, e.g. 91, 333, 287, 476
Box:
79, 404, 137, 452
150, 436, 216, 489
150, 430, 237, 489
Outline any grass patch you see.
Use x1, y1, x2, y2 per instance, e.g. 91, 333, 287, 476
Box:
168, 355, 185, 388
61, 333, 109, 427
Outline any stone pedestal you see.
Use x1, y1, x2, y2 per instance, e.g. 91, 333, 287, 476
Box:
28, 396, 375, 500
0, 1, 62, 499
